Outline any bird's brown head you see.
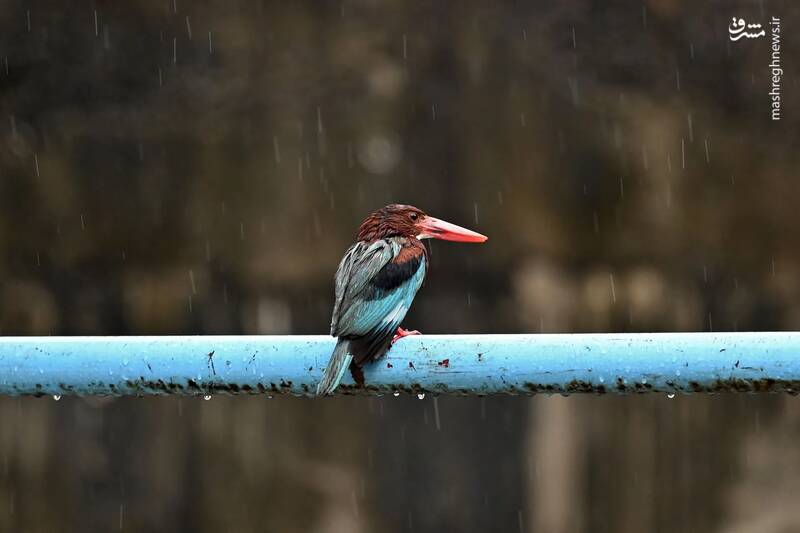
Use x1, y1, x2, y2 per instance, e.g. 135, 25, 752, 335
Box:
357, 204, 488, 243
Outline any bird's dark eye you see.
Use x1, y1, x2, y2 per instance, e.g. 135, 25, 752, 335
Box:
410, 213, 418, 221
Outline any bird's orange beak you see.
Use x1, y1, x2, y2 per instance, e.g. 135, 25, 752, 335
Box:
415, 215, 488, 243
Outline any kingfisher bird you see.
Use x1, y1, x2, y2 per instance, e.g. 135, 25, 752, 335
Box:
316, 204, 487, 395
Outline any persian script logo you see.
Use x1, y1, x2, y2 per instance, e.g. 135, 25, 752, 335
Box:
728, 17, 766, 40
729, 16, 783, 121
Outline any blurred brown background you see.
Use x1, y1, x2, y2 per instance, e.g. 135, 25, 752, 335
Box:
0, 0, 799, 531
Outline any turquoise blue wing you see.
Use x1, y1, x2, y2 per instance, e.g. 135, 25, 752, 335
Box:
330, 240, 398, 336
336, 258, 426, 338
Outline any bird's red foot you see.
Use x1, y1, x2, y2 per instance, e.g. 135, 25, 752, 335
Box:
391, 327, 421, 345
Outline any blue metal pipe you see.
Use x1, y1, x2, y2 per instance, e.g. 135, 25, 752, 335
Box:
0, 333, 798, 396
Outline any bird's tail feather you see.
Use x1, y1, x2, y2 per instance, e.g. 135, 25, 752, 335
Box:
316, 339, 353, 396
